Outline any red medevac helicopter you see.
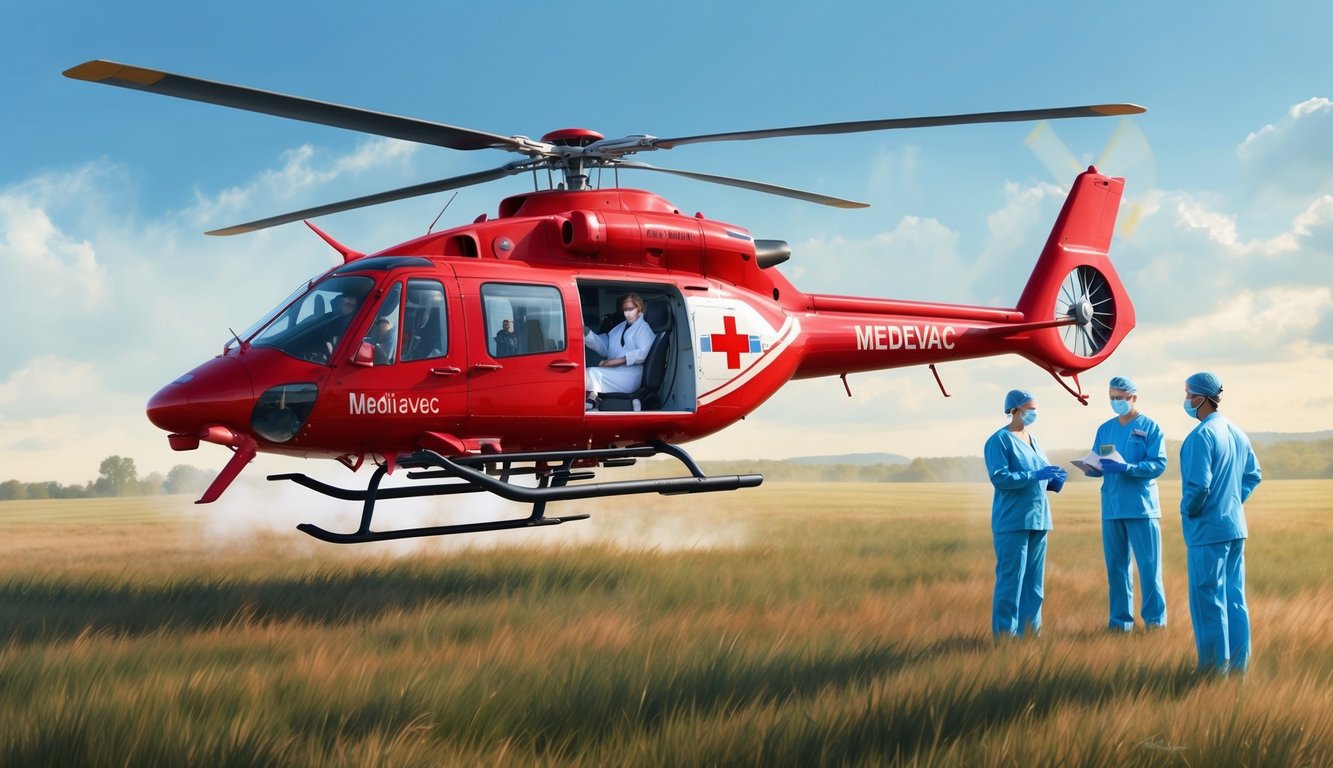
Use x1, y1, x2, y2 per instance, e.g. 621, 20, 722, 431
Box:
65, 60, 1144, 543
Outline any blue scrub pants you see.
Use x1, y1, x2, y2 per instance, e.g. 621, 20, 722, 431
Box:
993, 530, 1047, 638
1102, 518, 1167, 630
1186, 539, 1250, 674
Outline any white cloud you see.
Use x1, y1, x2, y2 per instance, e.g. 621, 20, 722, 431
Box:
1174, 197, 1241, 249
0, 182, 110, 314
0, 355, 171, 483
1237, 96, 1333, 214
796, 215, 962, 297
972, 180, 1066, 304
1134, 286, 1332, 364
184, 137, 420, 229
1239, 97, 1333, 154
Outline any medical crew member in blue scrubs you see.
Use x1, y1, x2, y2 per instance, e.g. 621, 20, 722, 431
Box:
1081, 375, 1168, 631
984, 389, 1067, 639
1180, 371, 1262, 674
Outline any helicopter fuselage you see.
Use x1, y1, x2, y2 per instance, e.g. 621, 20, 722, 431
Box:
149, 182, 1113, 469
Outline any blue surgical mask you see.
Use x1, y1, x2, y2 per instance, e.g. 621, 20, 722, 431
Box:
1183, 396, 1201, 419
1021, 409, 1038, 426
1111, 399, 1132, 416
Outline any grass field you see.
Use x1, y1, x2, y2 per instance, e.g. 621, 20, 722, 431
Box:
1, 480, 1330, 766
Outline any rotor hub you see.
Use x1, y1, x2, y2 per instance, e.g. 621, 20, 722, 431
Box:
1072, 298, 1095, 325
541, 128, 604, 147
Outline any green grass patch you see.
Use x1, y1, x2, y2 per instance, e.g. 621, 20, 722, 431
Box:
1, 481, 1329, 765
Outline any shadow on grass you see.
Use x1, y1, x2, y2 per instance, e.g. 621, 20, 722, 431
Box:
453, 632, 1206, 763
741, 657, 1207, 766
0, 557, 630, 645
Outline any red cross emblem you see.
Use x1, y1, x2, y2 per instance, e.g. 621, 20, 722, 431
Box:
709, 315, 751, 369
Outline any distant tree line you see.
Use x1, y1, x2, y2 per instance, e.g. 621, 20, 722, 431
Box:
699, 439, 1333, 483
698, 456, 988, 483
0, 456, 217, 501
3, 439, 1328, 500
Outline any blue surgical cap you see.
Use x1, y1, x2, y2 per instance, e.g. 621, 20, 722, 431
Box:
1186, 371, 1223, 399
1004, 389, 1035, 413
1108, 375, 1137, 394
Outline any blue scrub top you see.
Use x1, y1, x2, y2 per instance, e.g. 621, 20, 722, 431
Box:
1179, 413, 1262, 547
984, 427, 1054, 534
1093, 413, 1167, 519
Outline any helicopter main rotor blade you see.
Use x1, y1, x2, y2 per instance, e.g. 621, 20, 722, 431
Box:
64, 60, 527, 153
206, 163, 532, 236
651, 104, 1146, 150
614, 160, 868, 208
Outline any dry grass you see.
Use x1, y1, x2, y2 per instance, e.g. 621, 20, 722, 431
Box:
0, 480, 1329, 766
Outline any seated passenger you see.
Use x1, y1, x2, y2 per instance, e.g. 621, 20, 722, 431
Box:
494, 319, 519, 357
583, 293, 653, 410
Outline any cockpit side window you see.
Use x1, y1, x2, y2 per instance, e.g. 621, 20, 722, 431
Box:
365, 283, 402, 365
402, 279, 449, 362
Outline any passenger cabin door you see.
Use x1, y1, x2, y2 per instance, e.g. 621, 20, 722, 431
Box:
462, 279, 582, 436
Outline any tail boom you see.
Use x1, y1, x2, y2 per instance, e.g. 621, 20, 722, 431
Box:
788, 166, 1134, 385
791, 303, 1040, 380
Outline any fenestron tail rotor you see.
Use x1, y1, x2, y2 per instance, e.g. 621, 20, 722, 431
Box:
1056, 265, 1117, 358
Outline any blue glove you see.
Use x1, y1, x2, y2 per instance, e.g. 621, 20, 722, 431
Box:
1101, 459, 1128, 475
1033, 465, 1061, 481
1045, 466, 1068, 493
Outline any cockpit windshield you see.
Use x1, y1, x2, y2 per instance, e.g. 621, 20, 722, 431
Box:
245, 275, 375, 364
225, 280, 309, 352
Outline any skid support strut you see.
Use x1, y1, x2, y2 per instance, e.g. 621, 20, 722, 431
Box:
273, 442, 763, 544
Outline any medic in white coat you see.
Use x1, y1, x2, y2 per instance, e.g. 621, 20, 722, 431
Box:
583, 293, 656, 408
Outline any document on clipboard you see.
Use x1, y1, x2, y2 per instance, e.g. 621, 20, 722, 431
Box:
1072, 446, 1125, 475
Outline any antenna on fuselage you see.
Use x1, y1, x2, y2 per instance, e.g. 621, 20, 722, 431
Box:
427, 192, 459, 234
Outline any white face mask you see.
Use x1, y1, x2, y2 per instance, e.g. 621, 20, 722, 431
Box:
623, 307, 639, 323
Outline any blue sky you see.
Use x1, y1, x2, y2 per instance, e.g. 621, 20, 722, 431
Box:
3, 1, 1332, 484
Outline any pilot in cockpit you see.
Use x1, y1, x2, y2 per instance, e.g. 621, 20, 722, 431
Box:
325, 291, 364, 357
334, 292, 359, 318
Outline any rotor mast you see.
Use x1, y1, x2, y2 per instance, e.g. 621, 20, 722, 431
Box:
541, 128, 605, 191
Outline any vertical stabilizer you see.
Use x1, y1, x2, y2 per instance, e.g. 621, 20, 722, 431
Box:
1013, 166, 1134, 377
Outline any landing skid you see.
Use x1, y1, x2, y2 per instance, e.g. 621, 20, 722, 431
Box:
272, 441, 763, 543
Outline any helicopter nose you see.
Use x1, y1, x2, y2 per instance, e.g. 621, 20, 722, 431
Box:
147, 357, 255, 435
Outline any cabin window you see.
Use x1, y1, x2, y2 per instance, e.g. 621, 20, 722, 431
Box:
481, 283, 566, 358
